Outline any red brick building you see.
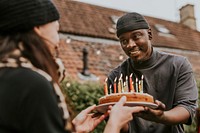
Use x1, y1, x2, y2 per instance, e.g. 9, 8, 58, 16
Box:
53, 0, 200, 82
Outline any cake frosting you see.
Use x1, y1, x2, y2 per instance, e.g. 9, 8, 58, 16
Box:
99, 92, 154, 104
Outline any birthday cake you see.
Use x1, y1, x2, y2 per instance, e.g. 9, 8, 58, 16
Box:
99, 74, 155, 105
99, 92, 154, 104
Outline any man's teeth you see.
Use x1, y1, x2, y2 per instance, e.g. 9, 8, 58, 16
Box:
130, 51, 139, 54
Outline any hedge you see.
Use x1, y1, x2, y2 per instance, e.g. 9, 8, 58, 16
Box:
61, 79, 106, 133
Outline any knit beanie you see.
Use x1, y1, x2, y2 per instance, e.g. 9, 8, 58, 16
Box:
116, 12, 149, 37
0, 0, 59, 35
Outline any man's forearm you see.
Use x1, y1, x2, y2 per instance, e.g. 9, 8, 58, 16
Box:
159, 106, 190, 125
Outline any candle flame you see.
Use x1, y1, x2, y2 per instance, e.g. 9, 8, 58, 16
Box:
130, 73, 133, 78
114, 77, 117, 82
105, 78, 108, 82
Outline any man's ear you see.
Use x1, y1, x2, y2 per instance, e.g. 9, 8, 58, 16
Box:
148, 28, 152, 40
33, 26, 42, 36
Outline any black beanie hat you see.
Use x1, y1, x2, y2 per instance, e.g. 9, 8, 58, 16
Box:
0, 0, 60, 35
116, 12, 149, 37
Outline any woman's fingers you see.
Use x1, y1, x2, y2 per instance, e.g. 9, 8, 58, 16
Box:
73, 105, 96, 124
129, 106, 145, 113
82, 105, 96, 114
114, 96, 127, 106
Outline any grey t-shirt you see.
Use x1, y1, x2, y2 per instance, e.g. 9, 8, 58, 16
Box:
107, 50, 198, 133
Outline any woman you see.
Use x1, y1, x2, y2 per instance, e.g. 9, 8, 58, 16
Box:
0, 0, 144, 132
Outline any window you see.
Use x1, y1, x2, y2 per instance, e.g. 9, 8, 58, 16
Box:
154, 24, 175, 38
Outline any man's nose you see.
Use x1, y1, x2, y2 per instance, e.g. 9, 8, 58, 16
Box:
127, 39, 136, 47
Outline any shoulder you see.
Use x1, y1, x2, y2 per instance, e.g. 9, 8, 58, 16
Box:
156, 51, 189, 64
156, 50, 184, 59
156, 51, 192, 71
16, 67, 49, 83
1, 67, 53, 94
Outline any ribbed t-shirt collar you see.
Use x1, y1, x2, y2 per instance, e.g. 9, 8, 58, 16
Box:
129, 48, 158, 69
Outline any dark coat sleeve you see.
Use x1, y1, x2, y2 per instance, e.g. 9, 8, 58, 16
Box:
0, 68, 71, 133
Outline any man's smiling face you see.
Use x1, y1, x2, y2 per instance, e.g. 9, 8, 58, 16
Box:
119, 29, 152, 62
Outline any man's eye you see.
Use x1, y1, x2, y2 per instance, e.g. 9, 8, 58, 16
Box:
120, 40, 128, 45
133, 34, 142, 40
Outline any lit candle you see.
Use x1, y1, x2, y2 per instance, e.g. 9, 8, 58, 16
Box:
141, 75, 144, 93
139, 81, 141, 93
121, 82, 124, 93
104, 78, 108, 95
124, 76, 129, 92
118, 80, 121, 93
109, 85, 112, 94
120, 74, 124, 92
114, 77, 117, 93
132, 81, 135, 92
118, 79, 121, 93
118, 74, 122, 93
129, 73, 134, 92
135, 78, 138, 92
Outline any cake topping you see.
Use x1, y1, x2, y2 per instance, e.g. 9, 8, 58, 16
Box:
104, 73, 144, 95
104, 78, 108, 95
129, 73, 134, 92
113, 77, 117, 93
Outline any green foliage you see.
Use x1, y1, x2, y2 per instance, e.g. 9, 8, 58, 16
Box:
61, 79, 106, 133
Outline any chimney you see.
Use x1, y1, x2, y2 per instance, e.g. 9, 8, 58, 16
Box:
179, 4, 197, 30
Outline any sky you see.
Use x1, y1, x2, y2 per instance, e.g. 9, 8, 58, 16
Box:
77, 0, 200, 31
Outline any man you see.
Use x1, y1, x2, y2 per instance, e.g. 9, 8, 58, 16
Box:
107, 12, 198, 133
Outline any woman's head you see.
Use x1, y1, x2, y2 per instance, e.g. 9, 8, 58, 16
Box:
0, 0, 60, 35
0, 0, 61, 82
34, 21, 60, 48
0, 0, 61, 51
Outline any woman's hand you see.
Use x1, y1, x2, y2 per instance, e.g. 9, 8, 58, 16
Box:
72, 105, 109, 133
104, 96, 145, 133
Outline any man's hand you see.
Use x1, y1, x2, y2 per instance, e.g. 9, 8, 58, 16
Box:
136, 100, 166, 123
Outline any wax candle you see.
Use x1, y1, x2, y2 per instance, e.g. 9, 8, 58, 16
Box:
141, 75, 144, 93
124, 76, 129, 92
118, 79, 121, 93
121, 82, 124, 93
139, 81, 141, 93
132, 81, 135, 92
109, 85, 112, 94
104, 78, 108, 95
114, 77, 117, 93
135, 78, 138, 92
129, 73, 134, 92
117, 81, 121, 93
118, 74, 122, 93
120, 74, 124, 92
